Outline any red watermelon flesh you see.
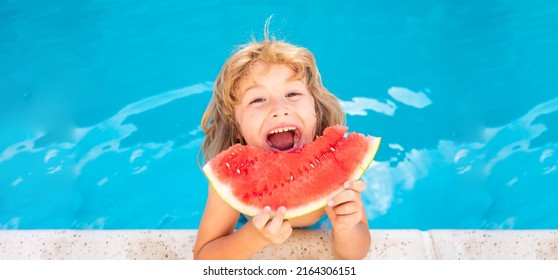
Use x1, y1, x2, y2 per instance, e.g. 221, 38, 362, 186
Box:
202, 125, 381, 219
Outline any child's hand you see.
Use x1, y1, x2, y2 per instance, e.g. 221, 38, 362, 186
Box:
251, 206, 293, 244
325, 180, 366, 231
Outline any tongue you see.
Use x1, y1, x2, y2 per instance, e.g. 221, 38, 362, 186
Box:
268, 131, 295, 150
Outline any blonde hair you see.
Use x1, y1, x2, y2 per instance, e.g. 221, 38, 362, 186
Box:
199, 19, 345, 165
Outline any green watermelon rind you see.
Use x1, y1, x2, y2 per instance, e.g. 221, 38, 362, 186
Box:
203, 134, 382, 220
204, 163, 267, 218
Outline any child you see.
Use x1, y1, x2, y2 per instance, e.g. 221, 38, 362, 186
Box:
193, 22, 371, 260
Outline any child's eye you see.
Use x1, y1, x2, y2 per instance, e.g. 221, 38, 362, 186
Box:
286, 92, 301, 97
249, 98, 265, 104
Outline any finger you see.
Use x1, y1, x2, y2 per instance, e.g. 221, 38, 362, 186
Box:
251, 206, 271, 229
265, 206, 286, 234
270, 222, 293, 244
278, 223, 293, 242
324, 203, 336, 221
328, 189, 361, 207
332, 201, 360, 216
335, 212, 362, 227
278, 220, 293, 238
343, 180, 366, 192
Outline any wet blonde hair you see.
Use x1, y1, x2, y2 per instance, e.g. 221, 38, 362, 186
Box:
199, 19, 345, 165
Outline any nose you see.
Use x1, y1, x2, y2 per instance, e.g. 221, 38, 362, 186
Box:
269, 98, 291, 118
272, 111, 289, 118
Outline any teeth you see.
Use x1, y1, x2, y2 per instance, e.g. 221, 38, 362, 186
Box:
268, 126, 297, 135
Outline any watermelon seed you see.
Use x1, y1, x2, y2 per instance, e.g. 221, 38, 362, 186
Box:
290, 174, 294, 181
225, 162, 231, 169
330, 147, 336, 152
310, 163, 315, 168
236, 168, 241, 174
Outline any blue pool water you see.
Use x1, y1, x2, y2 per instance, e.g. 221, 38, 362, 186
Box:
1, 0, 557, 230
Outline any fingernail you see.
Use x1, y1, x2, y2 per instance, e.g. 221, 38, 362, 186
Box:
344, 181, 351, 188
327, 200, 333, 206
264, 206, 271, 213
279, 206, 286, 213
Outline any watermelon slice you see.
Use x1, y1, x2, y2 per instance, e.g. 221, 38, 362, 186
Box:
202, 125, 381, 219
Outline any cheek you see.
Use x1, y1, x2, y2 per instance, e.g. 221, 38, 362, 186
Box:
237, 113, 261, 142
306, 105, 318, 140
234, 109, 248, 138
307, 101, 318, 126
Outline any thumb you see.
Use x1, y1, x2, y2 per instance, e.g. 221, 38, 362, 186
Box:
324, 200, 336, 221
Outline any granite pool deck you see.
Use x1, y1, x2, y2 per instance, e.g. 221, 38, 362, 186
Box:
1, 230, 557, 260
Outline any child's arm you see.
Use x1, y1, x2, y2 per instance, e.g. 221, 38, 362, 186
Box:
193, 184, 292, 259
325, 180, 371, 259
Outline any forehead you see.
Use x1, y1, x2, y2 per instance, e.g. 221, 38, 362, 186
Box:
236, 63, 303, 94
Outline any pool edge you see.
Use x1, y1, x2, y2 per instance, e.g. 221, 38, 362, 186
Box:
0, 229, 557, 259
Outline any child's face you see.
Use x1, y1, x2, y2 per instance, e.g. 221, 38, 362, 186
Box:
234, 63, 317, 152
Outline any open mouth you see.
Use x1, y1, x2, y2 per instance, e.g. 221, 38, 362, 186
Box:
266, 126, 302, 152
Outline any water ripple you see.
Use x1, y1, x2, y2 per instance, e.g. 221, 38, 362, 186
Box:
0, 82, 212, 174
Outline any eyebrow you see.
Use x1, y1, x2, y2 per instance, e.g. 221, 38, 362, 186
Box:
243, 78, 305, 94
243, 84, 262, 94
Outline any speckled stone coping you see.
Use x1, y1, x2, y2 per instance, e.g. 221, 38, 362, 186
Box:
0, 230, 557, 260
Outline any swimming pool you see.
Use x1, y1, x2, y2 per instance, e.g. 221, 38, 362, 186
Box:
1, 0, 557, 230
